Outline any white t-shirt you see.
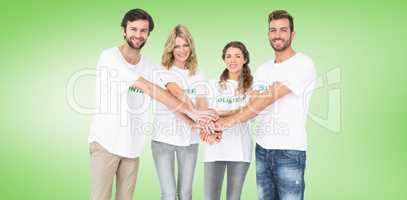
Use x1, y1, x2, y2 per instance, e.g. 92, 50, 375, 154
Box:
88, 47, 160, 158
204, 80, 252, 162
253, 52, 316, 151
151, 66, 206, 146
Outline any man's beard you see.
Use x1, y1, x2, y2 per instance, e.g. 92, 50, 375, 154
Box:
270, 36, 292, 52
125, 36, 146, 50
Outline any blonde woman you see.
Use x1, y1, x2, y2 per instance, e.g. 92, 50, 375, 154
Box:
151, 25, 208, 200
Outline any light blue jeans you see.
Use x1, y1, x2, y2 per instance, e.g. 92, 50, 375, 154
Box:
151, 141, 198, 200
204, 161, 250, 200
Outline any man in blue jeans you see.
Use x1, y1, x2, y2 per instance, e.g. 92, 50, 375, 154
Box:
215, 10, 316, 200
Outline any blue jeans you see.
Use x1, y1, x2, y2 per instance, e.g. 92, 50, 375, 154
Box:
151, 141, 198, 200
255, 144, 306, 200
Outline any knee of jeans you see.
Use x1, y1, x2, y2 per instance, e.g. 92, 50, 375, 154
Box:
178, 191, 192, 200
178, 185, 192, 200
257, 184, 271, 200
178, 186, 192, 197
277, 167, 305, 191
161, 191, 177, 200
256, 171, 273, 200
160, 186, 177, 197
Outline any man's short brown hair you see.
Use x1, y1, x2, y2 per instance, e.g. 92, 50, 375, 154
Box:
268, 10, 294, 32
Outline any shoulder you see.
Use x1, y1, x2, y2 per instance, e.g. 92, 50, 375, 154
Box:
194, 69, 205, 78
139, 56, 166, 76
139, 55, 157, 68
99, 47, 118, 59
155, 65, 174, 77
184, 68, 205, 82
292, 53, 316, 75
254, 59, 274, 81
96, 47, 119, 67
294, 53, 315, 68
256, 59, 275, 72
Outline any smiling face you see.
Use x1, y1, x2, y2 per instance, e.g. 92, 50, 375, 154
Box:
268, 18, 295, 52
122, 20, 150, 50
172, 37, 191, 65
224, 47, 246, 74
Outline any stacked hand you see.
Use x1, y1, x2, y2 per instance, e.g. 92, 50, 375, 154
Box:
196, 110, 233, 145
188, 108, 218, 124
189, 108, 238, 145
200, 129, 222, 144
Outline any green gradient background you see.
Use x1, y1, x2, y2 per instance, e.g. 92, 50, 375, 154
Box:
1, 0, 406, 199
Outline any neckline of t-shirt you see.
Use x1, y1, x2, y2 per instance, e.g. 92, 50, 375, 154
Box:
115, 47, 143, 67
226, 79, 239, 84
273, 52, 302, 66
218, 79, 239, 90
171, 65, 189, 72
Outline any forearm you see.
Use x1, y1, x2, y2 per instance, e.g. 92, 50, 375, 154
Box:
134, 77, 192, 114
235, 97, 273, 122
166, 82, 195, 109
170, 90, 194, 109
178, 94, 195, 109
223, 95, 275, 128
233, 83, 290, 124
217, 109, 240, 117
196, 96, 208, 111
175, 112, 195, 127
216, 82, 292, 130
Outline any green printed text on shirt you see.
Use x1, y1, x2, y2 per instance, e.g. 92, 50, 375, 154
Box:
128, 86, 144, 94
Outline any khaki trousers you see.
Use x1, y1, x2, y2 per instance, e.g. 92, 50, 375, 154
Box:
89, 142, 139, 200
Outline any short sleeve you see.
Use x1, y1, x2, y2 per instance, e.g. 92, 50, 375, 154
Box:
95, 51, 141, 95
193, 70, 209, 96
276, 59, 316, 96
95, 52, 107, 101
157, 69, 177, 87
96, 50, 109, 69
252, 65, 270, 92
141, 64, 171, 88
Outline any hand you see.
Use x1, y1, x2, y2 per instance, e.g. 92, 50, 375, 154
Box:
200, 130, 213, 144
214, 131, 222, 142
205, 133, 217, 144
200, 120, 216, 134
200, 130, 223, 144
187, 108, 219, 123
214, 116, 234, 131
193, 118, 216, 134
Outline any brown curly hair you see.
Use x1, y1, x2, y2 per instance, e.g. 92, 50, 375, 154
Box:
219, 41, 253, 95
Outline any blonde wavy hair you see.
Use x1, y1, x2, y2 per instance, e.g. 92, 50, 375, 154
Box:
161, 25, 198, 76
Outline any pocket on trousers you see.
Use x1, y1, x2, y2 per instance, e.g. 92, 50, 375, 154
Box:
89, 142, 101, 155
276, 150, 305, 166
283, 150, 303, 158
